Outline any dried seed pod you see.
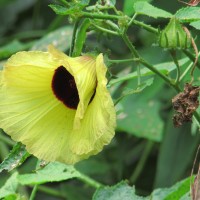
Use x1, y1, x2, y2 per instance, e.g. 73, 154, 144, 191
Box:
178, 0, 200, 6
172, 83, 200, 127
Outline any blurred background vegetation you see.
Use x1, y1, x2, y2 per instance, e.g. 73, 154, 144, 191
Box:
0, 0, 200, 199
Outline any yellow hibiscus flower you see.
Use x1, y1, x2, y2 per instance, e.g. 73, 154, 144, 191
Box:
0, 46, 116, 164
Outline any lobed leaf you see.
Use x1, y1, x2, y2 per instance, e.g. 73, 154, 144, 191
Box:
93, 181, 147, 200
17, 162, 81, 185
134, 2, 172, 18
123, 0, 153, 16
175, 7, 200, 22
49, 4, 75, 15
189, 20, 200, 30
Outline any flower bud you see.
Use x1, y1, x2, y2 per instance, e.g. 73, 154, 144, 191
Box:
159, 17, 191, 49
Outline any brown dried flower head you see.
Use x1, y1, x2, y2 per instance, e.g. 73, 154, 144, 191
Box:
172, 83, 200, 127
179, 0, 200, 6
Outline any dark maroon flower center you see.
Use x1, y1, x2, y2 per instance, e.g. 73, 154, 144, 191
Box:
52, 66, 79, 109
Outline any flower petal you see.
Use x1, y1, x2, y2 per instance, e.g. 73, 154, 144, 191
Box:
49, 46, 97, 128
0, 48, 116, 164
0, 51, 81, 164
69, 54, 116, 155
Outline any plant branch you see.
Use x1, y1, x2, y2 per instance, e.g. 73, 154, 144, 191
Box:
80, 12, 122, 20
108, 58, 139, 64
78, 173, 104, 189
92, 23, 119, 35
29, 185, 38, 200
121, 34, 140, 58
131, 19, 158, 34
170, 50, 181, 84
183, 49, 200, 70
121, 33, 177, 90
69, 18, 81, 56
36, 185, 65, 198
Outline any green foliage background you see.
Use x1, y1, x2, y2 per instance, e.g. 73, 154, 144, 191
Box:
0, 0, 200, 199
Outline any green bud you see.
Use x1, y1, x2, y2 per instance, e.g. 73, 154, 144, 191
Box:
159, 17, 191, 49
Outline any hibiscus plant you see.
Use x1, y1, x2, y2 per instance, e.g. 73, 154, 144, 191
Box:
0, 0, 200, 200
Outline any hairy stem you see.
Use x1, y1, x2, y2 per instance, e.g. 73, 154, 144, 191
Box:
69, 19, 81, 56
78, 173, 104, 189
72, 18, 91, 57
29, 185, 38, 200
170, 50, 181, 84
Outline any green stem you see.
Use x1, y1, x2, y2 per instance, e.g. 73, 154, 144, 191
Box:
137, 65, 141, 86
92, 23, 119, 35
121, 34, 140, 58
78, 173, 104, 189
130, 141, 154, 183
121, 33, 176, 89
170, 50, 181, 84
36, 185, 65, 198
131, 19, 158, 34
140, 59, 180, 91
81, 12, 158, 34
81, 12, 121, 20
105, 20, 120, 31
108, 58, 139, 64
72, 18, 91, 57
183, 49, 200, 70
180, 62, 193, 81
128, 13, 138, 27
69, 19, 81, 56
29, 185, 38, 200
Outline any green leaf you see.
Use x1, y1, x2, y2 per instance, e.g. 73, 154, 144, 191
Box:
0, 142, 30, 173
49, 4, 74, 15
0, 172, 18, 199
151, 176, 193, 200
116, 78, 165, 142
31, 26, 73, 51
0, 40, 32, 60
134, 2, 172, 18
114, 77, 154, 106
93, 181, 147, 200
4, 194, 26, 200
175, 7, 200, 22
189, 20, 200, 30
123, 0, 153, 16
49, 1, 88, 16
17, 162, 81, 185
108, 57, 188, 86
154, 112, 200, 187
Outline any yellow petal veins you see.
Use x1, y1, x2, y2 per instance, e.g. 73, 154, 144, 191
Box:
0, 46, 116, 164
